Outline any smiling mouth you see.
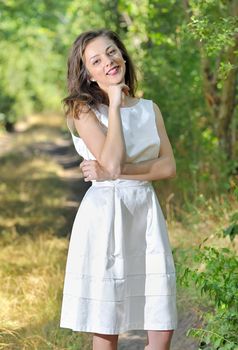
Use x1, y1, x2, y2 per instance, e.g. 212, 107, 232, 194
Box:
106, 66, 120, 75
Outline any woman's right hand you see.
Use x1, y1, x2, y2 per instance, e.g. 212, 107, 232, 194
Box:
107, 83, 130, 109
80, 159, 118, 181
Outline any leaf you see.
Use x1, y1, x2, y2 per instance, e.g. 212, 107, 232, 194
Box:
214, 338, 222, 348
231, 212, 238, 222
223, 223, 238, 241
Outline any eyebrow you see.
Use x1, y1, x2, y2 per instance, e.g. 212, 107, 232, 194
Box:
89, 45, 115, 61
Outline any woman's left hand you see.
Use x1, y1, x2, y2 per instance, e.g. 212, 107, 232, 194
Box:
80, 160, 114, 182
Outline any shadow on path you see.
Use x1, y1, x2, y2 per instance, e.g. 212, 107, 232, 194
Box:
118, 310, 199, 349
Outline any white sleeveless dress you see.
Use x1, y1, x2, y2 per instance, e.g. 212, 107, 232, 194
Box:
60, 98, 178, 334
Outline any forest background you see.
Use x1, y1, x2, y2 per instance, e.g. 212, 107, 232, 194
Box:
0, 1, 237, 349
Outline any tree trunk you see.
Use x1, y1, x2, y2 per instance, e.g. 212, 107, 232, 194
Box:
216, 34, 238, 159
199, 1, 238, 161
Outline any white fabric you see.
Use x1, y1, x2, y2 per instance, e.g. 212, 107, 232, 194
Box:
60, 98, 178, 334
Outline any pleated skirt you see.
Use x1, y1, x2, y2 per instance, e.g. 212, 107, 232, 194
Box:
60, 179, 178, 334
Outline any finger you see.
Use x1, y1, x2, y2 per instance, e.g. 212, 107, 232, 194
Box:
121, 91, 125, 105
83, 169, 95, 177
122, 85, 130, 96
83, 173, 91, 181
83, 171, 93, 180
122, 83, 129, 90
84, 160, 97, 169
84, 173, 94, 182
83, 160, 96, 166
80, 160, 92, 169
82, 169, 92, 178
81, 164, 95, 173
80, 159, 88, 168
124, 84, 130, 90
80, 164, 87, 172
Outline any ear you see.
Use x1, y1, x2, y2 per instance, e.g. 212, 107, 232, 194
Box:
90, 78, 96, 82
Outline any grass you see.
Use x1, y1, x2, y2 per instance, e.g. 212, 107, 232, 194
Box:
0, 114, 92, 349
0, 113, 237, 349
0, 233, 92, 350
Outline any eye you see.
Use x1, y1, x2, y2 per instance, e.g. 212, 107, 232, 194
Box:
109, 49, 116, 55
92, 59, 100, 65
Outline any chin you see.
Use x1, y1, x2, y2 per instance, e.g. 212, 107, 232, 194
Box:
108, 73, 125, 83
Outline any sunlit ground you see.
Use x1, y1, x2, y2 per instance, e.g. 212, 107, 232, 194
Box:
0, 114, 237, 349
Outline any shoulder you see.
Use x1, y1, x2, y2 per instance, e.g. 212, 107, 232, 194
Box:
138, 98, 166, 131
139, 98, 164, 124
143, 100, 165, 129
141, 98, 163, 117
72, 103, 101, 128
70, 102, 103, 138
73, 103, 93, 120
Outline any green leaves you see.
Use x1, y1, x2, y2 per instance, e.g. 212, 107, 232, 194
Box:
223, 212, 238, 241
0, 0, 237, 213
188, 15, 238, 55
178, 244, 238, 349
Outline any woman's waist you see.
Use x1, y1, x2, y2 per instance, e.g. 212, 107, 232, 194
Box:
91, 178, 152, 188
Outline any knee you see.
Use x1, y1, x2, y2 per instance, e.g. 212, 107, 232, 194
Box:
94, 333, 118, 336
93, 333, 119, 341
93, 333, 119, 350
146, 329, 174, 349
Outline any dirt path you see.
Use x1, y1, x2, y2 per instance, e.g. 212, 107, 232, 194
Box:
118, 311, 199, 349
0, 115, 199, 350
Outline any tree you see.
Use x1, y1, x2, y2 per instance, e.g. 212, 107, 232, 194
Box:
183, 0, 238, 162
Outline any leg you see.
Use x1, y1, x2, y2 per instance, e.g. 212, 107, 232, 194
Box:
145, 330, 174, 350
93, 333, 119, 350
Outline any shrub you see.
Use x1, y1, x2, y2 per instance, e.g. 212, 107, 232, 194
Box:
178, 244, 238, 349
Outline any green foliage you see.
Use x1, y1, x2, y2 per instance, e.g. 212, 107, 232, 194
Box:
188, 14, 237, 53
0, 0, 237, 205
0, 1, 67, 126
184, 0, 238, 78
223, 212, 238, 241
178, 243, 238, 349
222, 187, 238, 241
0, 3, 237, 347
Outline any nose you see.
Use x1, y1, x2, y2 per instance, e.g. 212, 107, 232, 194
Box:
103, 54, 114, 66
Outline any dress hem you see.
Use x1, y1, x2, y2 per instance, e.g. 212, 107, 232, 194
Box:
60, 322, 178, 335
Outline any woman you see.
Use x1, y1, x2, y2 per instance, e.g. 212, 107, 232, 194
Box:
60, 28, 178, 350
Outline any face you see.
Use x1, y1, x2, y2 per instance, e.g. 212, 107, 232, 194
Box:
83, 36, 126, 92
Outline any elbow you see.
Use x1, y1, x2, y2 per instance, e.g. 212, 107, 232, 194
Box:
99, 161, 122, 180
99, 156, 125, 180
108, 165, 121, 179
167, 162, 176, 179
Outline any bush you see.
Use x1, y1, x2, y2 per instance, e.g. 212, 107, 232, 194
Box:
178, 244, 238, 349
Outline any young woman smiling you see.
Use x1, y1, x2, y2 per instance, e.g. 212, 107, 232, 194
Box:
60, 29, 178, 350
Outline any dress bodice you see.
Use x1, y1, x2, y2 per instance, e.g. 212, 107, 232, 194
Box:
67, 98, 160, 164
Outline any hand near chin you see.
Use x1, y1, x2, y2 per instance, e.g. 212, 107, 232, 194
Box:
80, 159, 115, 182
108, 82, 130, 108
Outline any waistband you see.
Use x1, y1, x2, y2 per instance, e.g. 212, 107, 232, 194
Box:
91, 179, 152, 188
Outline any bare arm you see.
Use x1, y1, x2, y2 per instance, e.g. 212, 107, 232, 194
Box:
119, 158, 175, 181
118, 102, 176, 181
73, 83, 128, 178
80, 102, 176, 182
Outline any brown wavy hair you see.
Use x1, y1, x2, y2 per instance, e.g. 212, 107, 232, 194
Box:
63, 29, 138, 119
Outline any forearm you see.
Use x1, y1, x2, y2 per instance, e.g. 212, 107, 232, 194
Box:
99, 106, 126, 175
118, 156, 176, 181
80, 156, 176, 182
